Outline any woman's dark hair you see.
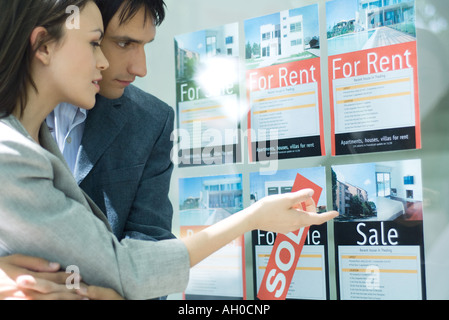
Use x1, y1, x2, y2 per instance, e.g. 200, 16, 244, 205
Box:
0, 0, 90, 118
94, 0, 166, 31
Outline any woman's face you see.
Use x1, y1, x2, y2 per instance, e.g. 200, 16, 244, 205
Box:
48, 1, 109, 109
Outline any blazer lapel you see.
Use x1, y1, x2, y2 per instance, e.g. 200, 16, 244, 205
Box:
39, 122, 113, 231
75, 95, 128, 185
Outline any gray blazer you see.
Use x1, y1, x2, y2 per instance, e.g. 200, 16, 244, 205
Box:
0, 115, 190, 300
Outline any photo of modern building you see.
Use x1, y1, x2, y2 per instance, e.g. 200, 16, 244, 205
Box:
175, 23, 239, 82
327, 0, 416, 55
357, 0, 415, 32
259, 10, 305, 58
245, 5, 320, 68
179, 175, 243, 226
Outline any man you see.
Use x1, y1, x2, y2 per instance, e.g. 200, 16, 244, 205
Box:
0, 0, 174, 299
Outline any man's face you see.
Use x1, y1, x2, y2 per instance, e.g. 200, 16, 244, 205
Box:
98, 6, 155, 99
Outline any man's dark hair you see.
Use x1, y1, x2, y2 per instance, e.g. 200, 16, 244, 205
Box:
95, 0, 166, 31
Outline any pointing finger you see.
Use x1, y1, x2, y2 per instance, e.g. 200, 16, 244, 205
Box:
309, 210, 339, 225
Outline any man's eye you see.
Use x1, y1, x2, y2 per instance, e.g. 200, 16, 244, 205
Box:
117, 42, 128, 48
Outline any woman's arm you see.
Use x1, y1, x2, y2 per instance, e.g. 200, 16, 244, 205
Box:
182, 189, 338, 267
0, 123, 337, 299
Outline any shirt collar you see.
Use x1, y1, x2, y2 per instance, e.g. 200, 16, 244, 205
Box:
46, 103, 88, 133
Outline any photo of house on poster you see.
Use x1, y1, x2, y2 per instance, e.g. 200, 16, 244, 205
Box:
178, 174, 245, 299
331, 159, 426, 300
244, 4, 325, 162
326, 0, 421, 156
249, 167, 330, 300
174, 23, 241, 167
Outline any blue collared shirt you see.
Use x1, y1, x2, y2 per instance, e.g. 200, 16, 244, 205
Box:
46, 103, 87, 174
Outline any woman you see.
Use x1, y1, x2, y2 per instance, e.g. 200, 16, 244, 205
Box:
0, 0, 338, 299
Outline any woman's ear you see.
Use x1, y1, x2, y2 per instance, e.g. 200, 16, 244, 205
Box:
30, 26, 53, 65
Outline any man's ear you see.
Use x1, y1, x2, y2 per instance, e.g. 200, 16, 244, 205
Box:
30, 26, 53, 65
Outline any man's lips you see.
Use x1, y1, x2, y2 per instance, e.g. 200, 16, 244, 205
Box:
116, 79, 134, 87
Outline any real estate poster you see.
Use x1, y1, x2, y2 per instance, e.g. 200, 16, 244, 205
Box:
332, 160, 426, 300
178, 174, 244, 299
326, 0, 421, 156
244, 5, 325, 162
250, 167, 330, 300
174, 23, 241, 166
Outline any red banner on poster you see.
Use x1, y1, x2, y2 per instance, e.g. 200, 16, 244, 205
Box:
328, 41, 421, 156
246, 57, 326, 162
257, 173, 322, 300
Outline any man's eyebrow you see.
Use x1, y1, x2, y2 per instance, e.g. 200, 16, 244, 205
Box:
109, 35, 154, 44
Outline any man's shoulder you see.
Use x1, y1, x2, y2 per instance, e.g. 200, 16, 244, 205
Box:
122, 85, 173, 118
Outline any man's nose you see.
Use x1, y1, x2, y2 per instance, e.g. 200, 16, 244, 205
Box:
128, 47, 147, 78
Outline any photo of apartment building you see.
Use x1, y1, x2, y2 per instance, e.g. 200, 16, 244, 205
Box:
332, 160, 423, 222
335, 180, 369, 217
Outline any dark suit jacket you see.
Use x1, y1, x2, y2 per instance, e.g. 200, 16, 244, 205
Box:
75, 85, 175, 241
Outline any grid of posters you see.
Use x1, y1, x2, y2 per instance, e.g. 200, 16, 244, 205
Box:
332, 160, 426, 299
171, 0, 426, 301
174, 23, 241, 166
178, 174, 244, 299
326, 0, 421, 155
250, 167, 330, 300
244, 5, 325, 162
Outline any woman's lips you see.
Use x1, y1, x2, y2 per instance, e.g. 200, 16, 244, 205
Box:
92, 79, 101, 92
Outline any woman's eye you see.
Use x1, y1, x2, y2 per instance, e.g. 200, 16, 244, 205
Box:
91, 41, 101, 48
